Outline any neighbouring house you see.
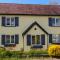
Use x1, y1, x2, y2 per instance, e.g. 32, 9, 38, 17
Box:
0, 3, 60, 51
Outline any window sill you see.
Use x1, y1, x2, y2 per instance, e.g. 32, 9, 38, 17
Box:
4, 44, 16, 47
49, 26, 60, 27
52, 43, 60, 45
2, 26, 17, 27
31, 45, 43, 48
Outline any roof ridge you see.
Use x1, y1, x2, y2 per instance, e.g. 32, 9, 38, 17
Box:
0, 3, 60, 6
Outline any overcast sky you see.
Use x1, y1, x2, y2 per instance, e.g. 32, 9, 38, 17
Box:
0, 0, 60, 4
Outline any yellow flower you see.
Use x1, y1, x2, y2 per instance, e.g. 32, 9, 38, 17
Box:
48, 44, 60, 56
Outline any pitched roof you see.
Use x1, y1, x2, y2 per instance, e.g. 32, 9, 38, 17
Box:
0, 3, 60, 15
22, 21, 48, 36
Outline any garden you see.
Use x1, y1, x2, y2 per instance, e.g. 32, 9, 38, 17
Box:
0, 44, 60, 60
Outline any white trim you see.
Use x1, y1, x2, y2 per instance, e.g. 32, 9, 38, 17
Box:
30, 35, 41, 46
10, 35, 15, 44
5, 17, 15, 26
55, 18, 56, 26
5, 17, 11, 26
11, 17, 15, 26
5, 35, 15, 44
5, 35, 10, 44
52, 34, 60, 43
53, 18, 60, 26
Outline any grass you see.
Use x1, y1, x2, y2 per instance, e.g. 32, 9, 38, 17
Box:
0, 57, 54, 60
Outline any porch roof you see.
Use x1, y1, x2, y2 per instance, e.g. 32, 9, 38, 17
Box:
22, 21, 48, 36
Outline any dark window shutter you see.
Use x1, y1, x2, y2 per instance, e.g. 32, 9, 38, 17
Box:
15, 17, 19, 26
2, 17, 5, 26
41, 34, 45, 45
49, 34, 52, 43
1, 35, 5, 45
49, 18, 52, 26
27, 35, 31, 46
15, 35, 19, 44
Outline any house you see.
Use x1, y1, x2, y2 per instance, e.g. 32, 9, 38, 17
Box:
0, 3, 60, 51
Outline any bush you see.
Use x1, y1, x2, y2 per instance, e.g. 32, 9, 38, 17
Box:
2, 51, 12, 57
48, 44, 60, 57
0, 47, 23, 57
0, 47, 48, 57
0, 47, 6, 57
23, 50, 48, 57
0, 47, 5, 52
11, 51, 23, 57
2, 51, 23, 57
30, 50, 48, 54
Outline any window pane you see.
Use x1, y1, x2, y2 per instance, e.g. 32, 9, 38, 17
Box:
36, 35, 40, 44
52, 35, 59, 43
32, 36, 35, 44
52, 35, 56, 43
52, 18, 55, 26
6, 18, 10, 25
56, 35, 60, 43
6, 35, 10, 44
55, 35, 59, 43
56, 18, 60, 26
11, 17, 15, 26
11, 35, 14, 43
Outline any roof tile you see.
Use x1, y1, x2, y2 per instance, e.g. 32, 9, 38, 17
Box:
0, 3, 60, 15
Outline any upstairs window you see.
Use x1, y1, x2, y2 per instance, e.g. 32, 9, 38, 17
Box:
49, 18, 60, 26
2, 17, 19, 27
6, 17, 15, 26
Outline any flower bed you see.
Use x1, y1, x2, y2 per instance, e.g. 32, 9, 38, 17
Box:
0, 47, 48, 58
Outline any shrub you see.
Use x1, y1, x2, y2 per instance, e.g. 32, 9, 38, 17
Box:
0, 47, 23, 57
48, 44, 60, 57
0, 47, 5, 52
0, 47, 6, 57
30, 50, 48, 54
3, 51, 13, 57
23, 50, 48, 57
0, 47, 48, 57
11, 51, 23, 57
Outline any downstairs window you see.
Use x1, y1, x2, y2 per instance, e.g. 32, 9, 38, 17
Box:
1, 34, 19, 45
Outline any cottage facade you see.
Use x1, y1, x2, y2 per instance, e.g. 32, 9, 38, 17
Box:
0, 3, 60, 51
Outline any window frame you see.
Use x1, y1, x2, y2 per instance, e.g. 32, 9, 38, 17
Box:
5, 17, 15, 27
11, 17, 15, 26
5, 35, 15, 44
27, 35, 41, 46
52, 34, 60, 43
50, 18, 60, 26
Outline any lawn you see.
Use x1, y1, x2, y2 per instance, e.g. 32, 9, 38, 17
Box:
0, 57, 60, 60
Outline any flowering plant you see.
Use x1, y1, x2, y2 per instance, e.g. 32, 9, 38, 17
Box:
48, 44, 60, 57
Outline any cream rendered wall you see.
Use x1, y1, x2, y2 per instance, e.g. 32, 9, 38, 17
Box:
24, 25, 48, 51
0, 15, 60, 51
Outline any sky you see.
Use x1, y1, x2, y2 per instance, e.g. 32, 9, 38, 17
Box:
0, 0, 60, 4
